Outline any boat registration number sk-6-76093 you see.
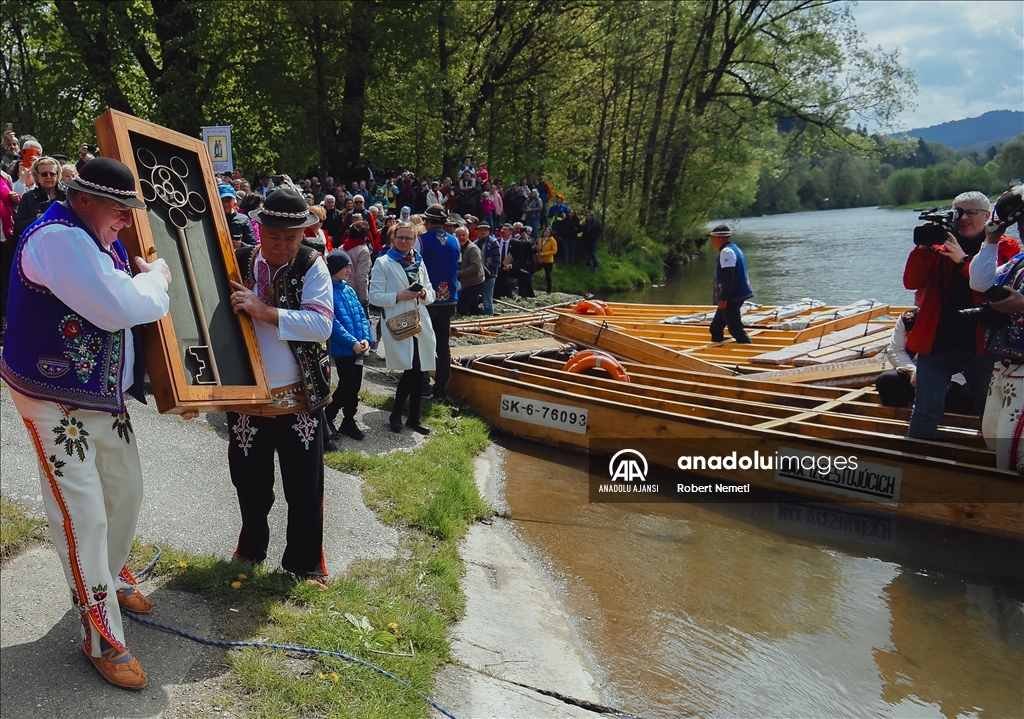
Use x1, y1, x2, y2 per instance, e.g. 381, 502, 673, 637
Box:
500, 394, 589, 434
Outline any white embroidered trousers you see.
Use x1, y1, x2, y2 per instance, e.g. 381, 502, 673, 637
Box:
982, 362, 1024, 472
9, 388, 143, 657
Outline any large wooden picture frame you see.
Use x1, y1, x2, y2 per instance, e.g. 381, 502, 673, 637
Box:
96, 109, 271, 414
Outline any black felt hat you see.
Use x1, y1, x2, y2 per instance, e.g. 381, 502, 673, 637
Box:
249, 188, 319, 228
710, 224, 732, 237
423, 203, 448, 223
64, 157, 146, 209
993, 186, 1024, 229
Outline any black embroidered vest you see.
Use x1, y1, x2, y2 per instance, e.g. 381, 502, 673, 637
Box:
237, 245, 332, 412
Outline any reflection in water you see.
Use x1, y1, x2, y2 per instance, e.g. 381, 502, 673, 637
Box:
876, 572, 1024, 719
498, 437, 1024, 718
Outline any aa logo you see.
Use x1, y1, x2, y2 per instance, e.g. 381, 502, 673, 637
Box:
608, 449, 648, 482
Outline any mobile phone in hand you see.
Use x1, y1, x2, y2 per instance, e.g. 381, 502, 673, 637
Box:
408, 281, 423, 293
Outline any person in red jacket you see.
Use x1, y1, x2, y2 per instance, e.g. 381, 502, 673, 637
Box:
903, 190, 1021, 439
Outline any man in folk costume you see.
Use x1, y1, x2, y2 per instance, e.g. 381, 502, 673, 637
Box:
968, 186, 1024, 471
0, 157, 171, 689
226, 188, 333, 589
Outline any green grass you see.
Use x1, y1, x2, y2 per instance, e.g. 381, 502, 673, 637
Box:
550, 244, 666, 295
0, 496, 47, 563
881, 198, 957, 211
128, 395, 492, 718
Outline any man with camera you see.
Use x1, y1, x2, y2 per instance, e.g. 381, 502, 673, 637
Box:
967, 186, 1024, 470
903, 191, 1020, 439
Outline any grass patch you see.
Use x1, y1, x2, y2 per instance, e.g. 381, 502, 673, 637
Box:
0, 496, 47, 563
552, 244, 665, 295
881, 198, 957, 211
129, 395, 492, 718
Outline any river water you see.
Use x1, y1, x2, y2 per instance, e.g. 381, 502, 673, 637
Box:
612, 205, 1022, 306
497, 207, 1024, 718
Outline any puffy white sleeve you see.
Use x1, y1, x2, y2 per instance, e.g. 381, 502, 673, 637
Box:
22, 225, 169, 331
884, 317, 915, 371
718, 246, 738, 268
277, 256, 333, 342
968, 241, 1001, 292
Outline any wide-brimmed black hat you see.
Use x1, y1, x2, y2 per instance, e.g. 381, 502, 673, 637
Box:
710, 224, 732, 237
423, 203, 448, 223
64, 157, 146, 209
249, 188, 319, 228
993, 186, 1024, 229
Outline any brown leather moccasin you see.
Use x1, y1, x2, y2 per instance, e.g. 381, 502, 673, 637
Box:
84, 644, 147, 690
116, 588, 153, 614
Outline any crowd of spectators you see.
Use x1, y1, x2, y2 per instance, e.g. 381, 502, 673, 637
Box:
209, 154, 604, 306
1, 129, 608, 336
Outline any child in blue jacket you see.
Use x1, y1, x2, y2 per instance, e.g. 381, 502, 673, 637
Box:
325, 250, 372, 441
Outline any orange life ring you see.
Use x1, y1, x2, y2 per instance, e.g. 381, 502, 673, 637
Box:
562, 349, 614, 371
562, 352, 630, 382
573, 300, 613, 316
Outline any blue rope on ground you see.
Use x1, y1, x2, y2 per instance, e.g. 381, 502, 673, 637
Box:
129, 546, 458, 719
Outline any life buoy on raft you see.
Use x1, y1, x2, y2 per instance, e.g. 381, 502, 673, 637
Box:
562, 350, 630, 382
573, 300, 613, 316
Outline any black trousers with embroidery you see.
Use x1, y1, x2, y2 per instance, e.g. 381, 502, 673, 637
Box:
227, 411, 326, 578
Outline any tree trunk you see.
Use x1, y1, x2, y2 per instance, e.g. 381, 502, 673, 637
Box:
438, 0, 457, 176
336, 2, 376, 168
54, 1, 134, 116
309, 23, 332, 182
639, 0, 678, 217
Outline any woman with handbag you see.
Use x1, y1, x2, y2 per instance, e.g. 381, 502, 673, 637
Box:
368, 221, 437, 434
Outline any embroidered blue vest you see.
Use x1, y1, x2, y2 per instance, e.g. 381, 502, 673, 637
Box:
417, 228, 460, 304
1, 201, 146, 412
713, 242, 754, 304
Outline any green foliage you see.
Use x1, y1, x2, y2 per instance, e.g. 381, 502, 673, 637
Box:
886, 168, 923, 206
4, 0, 923, 289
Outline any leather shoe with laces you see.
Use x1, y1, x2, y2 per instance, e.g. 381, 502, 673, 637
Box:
406, 420, 430, 435
116, 587, 153, 614
84, 643, 147, 690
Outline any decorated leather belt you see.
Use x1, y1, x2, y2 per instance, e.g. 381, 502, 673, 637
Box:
247, 381, 309, 417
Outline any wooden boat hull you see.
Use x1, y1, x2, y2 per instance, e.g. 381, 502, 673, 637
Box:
448, 362, 1024, 539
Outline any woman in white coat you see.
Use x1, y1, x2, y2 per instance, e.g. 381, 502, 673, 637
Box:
369, 221, 437, 434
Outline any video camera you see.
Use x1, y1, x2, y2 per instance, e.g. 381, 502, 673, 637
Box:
958, 285, 1011, 327
913, 207, 963, 246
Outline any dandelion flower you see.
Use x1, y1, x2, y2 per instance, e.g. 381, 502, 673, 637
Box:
237, 573, 247, 580
178, 561, 188, 568
388, 622, 399, 633
330, 672, 340, 682
231, 581, 242, 589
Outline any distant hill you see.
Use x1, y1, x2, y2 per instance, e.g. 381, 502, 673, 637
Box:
904, 110, 1024, 150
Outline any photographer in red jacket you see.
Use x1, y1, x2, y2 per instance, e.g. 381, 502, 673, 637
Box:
903, 191, 1020, 439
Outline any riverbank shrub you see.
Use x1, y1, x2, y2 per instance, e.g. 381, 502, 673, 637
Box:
552, 240, 665, 295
